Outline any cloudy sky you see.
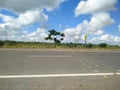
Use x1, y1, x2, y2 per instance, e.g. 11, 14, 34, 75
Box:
0, 0, 120, 45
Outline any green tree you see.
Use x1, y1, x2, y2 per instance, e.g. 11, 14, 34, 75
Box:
86, 43, 93, 48
45, 29, 65, 44
99, 43, 107, 48
0, 40, 4, 47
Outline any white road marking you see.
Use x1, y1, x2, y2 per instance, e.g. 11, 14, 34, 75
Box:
116, 73, 120, 75
28, 55, 72, 58
0, 73, 119, 79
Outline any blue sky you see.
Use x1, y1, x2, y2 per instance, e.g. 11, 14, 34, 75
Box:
0, 0, 120, 45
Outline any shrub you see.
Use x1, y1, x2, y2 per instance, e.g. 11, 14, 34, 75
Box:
5, 41, 17, 46
68, 42, 77, 48
99, 43, 107, 48
0, 40, 4, 47
87, 43, 93, 48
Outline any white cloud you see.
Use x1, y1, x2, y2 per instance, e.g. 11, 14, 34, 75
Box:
63, 12, 114, 43
94, 29, 104, 35
0, 0, 66, 41
0, 25, 47, 42
0, 0, 65, 30
90, 34, 120, 45
16, 10, 48, 26
118, 25, 120, 32
75, 0, 117, 16
73, 0, 118, 44
73, 0, 119, 44
0, 9, 48, 41
0, 14, 14, 22
0, 9, 48, 29
0, 0, 66, 13
63, 24, 82, 43
24, 28, 47, 42
83, 13, 114, 35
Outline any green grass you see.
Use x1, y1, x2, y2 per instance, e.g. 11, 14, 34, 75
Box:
0, 40, 120, 50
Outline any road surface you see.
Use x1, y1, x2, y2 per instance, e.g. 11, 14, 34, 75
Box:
0, 49, 120, 90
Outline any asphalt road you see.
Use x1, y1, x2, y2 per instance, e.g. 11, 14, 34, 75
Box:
0, 49, 120, 90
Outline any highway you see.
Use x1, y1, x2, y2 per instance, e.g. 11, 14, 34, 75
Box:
0, 49, 120, 90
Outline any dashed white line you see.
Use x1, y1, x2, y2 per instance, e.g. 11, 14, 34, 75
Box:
28, 55, 72, 58
116, 73, 120, 75
0, 73, 119, 79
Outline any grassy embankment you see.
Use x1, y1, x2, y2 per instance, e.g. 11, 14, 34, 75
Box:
0, 40, 120, 50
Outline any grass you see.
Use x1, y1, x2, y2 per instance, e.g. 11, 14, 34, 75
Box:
0, 40, 120, 50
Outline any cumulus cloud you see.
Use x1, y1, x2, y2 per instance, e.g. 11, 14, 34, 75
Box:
0, 0, 66, 41
90, 34, 120, 45
0, 0, 66, 13
63, 24, 82, 43
0, 24, 47, 42
0, 9, 48, 41
0, 14, 14, 22
0, 0, 65, 26
66, 0, 118, 44
18, 10, 48, 25
94, 30, 104, 35
75, 0, 117, 16
83, 12, 114, 34
0, 9, 48, 30
23, 28, 47, 42
63, 12, 114, 43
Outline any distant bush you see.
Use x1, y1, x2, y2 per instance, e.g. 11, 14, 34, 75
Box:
99, 43, 107, 48
0, 40, 4, 47
87, 43, 93, 48
5, 41, 17, 46
68, 42, 77, 48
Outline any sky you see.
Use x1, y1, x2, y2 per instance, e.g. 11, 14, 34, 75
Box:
0, 0, 120, 45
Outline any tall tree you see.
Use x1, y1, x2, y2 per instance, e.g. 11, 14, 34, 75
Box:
45, 29, 65, 44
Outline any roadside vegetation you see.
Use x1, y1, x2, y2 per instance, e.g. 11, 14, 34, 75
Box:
0, 40, 120, 49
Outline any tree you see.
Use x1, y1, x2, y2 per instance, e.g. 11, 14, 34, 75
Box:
0, 40, 4, 47
45, 29, 65, 44
86, 43, 93, 48
99, 43, 107, 48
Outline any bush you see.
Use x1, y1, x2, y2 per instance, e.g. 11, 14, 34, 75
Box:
87, 43, 93, 48
68, 42, 77, 48
5, 41, 17, 46
0, 40, 4, 47
99, 43, 107, 48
